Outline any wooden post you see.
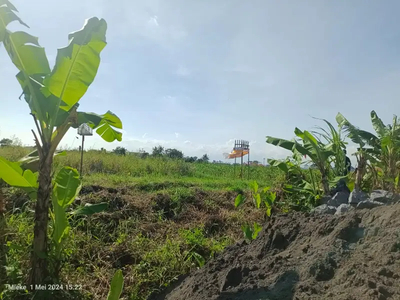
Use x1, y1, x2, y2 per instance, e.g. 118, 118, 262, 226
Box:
241, 154, 243, 179
234, 157, 236, 178
248, 149, 250, 180
80, 135, 85, 176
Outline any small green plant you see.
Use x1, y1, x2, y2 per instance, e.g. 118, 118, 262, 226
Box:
241, 222, 262, 241
107, 269, 124, 300
235, 181, 276, 241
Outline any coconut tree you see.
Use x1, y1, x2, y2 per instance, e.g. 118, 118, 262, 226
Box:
0, 1, 122, 284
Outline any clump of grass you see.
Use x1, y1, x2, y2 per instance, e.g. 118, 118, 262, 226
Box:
0, 146, 32, 161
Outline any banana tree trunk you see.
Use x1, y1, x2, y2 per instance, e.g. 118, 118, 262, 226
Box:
0, 188, 6, 290
355, 155, 366, 191
321, 176, 330, 195
29, 148, 53, 285
320, 166, 330, 195
388, 153, 396, 192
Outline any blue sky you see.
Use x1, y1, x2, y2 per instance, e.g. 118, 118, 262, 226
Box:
1, 0, 400, 165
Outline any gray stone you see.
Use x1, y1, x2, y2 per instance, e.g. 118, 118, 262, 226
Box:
356, 200, 384, 209
370, 190, 400, 204
327, 191, 350, 207
335, 204, 352, 215
348, 190, 369, 205
311, 204, 337, 215
319, 196, 332, 205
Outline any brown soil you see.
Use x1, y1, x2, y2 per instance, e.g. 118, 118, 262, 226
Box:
153, 203, 400, 300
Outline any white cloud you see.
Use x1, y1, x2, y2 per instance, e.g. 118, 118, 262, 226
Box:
148, 15, 159, 27
175, 132, 180, 138
142, 133, 148, 138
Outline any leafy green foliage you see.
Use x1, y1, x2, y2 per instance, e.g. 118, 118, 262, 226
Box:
267, 128, 334, 194
76, 111, 123, 142
235, 181, 276, 241
234, 193, 245, 208
51, 167, 81, 268
0, 157, 38, 199
107, 269, 124, 300
43, 18, 107, 112
152, 146, 165, 157
113, 147, 127, 156
242, 222, 262, 241
71, 203, 108, 216
165, 148, 184, 159
0, 138, 12, 146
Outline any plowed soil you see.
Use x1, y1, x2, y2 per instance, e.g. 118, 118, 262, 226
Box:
153, 203, 400, 300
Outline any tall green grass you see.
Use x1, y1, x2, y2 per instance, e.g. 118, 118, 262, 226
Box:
0, 147, 283, 188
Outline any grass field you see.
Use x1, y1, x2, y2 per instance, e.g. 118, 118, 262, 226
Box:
0, 146, 284, 299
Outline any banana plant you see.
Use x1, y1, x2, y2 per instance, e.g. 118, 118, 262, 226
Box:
311, 117, 348, 177
266, 128, 334, 195
369, 111, 400, 191
336, 113, 375, 191
337, 111, 400, 192
0, 1, 122, 284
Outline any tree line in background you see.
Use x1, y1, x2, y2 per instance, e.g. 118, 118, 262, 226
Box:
111, 145, 211, 163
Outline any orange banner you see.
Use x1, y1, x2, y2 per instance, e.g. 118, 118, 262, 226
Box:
227, 149, 249, 159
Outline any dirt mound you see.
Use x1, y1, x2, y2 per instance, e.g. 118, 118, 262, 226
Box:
153, 203, 400, 300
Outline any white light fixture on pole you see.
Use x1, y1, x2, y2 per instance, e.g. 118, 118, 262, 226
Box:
77, 123, 93, 176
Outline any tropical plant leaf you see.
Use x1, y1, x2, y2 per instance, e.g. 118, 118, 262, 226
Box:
4, 31, 50, 75
19, 149, 66, 172
249, 181, 258, 194
43, 17, 107, 112
241, 224, 253, 241
107, 269, 124, 300
263, 186, 271, 193
0, 157, 38, 188
0, 0, 18, 12
266, 136, 310, 157
267, 159, 289, 172
254, 193, 261, 209
52, 196, 69, 246
191, 252, 206, 268
336, 113, 366, 147
75, 111, 123, 142
3, 28, 51, 124
252, 222, 262, 240
0, 1, 28, 39
266, 207, 272, 217
70, 202, 108, 216
53, 167, 81, 208
234, 194, 245, 208
371, 110, 387, 139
